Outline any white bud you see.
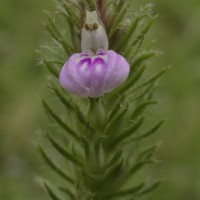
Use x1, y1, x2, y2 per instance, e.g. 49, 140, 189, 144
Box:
81, 11, 109, 53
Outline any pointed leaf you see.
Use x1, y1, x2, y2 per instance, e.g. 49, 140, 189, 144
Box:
44, 11, 74, 55
46, 133, 82, 167
38, 146, 75, 184
104, 105, 128, 135
128, 160, 152, 177
129, 83, 154, 102
137, 145, 157, 162
107, 0, 126, 30
51, 85, 87, 126
132, 120, 164, 141
44, 59, 64, 65
44, 182, 62, 200
57, 0, 81, 28
51, 86, 74, 110
136, 66, 170, 89
77, 0, 84, 8
106, 150, 123, 169
126, 16, 157, 58
86, 0, 96, 11
59, 187, 76, 200
117, 66, 146, 95
108, 1, 131, 38
64, 0, 83, 12
100, 160, 125, 192
136, 180, 161, 196
116, 17, 139, 51
131, 101, 157, 119
108, 118, 144, 148
106, 96, 125, 124
42, 99, 78, 140
43, 60, 59, 78
102, 183, 145, 199
132, 51, 157, 67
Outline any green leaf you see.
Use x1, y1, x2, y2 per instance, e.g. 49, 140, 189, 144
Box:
106, 155, 124, 176
106, 96, 125, 124
77, 0, 84, 8
64, 0, 83, 13
51, 86, 74, 110
106, 150, 123, 169
43, 60, 59, 78
137, 145, 157, 162
44, 182, 62, 200
85, 0, 96, 11
107, 0, 128, 31
132, 51, 158, 67
102, 183, 145, 199
116, 17, 139, 51
100, 160, 125, 192
42, 99, 78, 140
108, 66, 146, 102
116, 66, 146, 95
128, 160, 152, 177
136, 66, 170, 89
57, 0, 81, 28
108, 118, 144, 148
44, 11, 74, 55
129, 83, 154, 102
50, 85, 87, 127
108, 1, 131, 38
46, 133, 82, 167
125, 16, 157, 58
132, 120, 164, 141
44, 59, 64, 65
59, 187, 76, 200
104, 105, 128, 135
131, 101, 157, 119
136, 180, 161, 196
38, 146, 75, 184
69, 22, 81, 52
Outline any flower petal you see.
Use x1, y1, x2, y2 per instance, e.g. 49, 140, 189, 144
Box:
59, 50, 130, 98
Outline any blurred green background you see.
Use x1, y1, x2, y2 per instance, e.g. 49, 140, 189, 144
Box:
0, 0, 200, 199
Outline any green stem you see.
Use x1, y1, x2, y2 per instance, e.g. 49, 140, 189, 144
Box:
88, 98, 107, 132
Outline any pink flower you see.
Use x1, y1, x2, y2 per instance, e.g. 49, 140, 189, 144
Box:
59, 49, 130, 98
59, 11, 130, 98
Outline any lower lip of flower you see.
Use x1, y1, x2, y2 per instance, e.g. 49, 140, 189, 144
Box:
59, 49, 130, 98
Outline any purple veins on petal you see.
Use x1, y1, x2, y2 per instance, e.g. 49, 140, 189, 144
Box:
59, 50, 130, 98
78, 58, 92, 70
97, 49, 106, 56
93, 57, 107, 77
80, 52, 89, 57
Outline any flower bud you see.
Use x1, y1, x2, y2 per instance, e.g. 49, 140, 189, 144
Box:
59, 49, 130, 98
81, 11, 108, 53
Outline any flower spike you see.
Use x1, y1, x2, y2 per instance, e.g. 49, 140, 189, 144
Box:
40, 1, 165, 200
